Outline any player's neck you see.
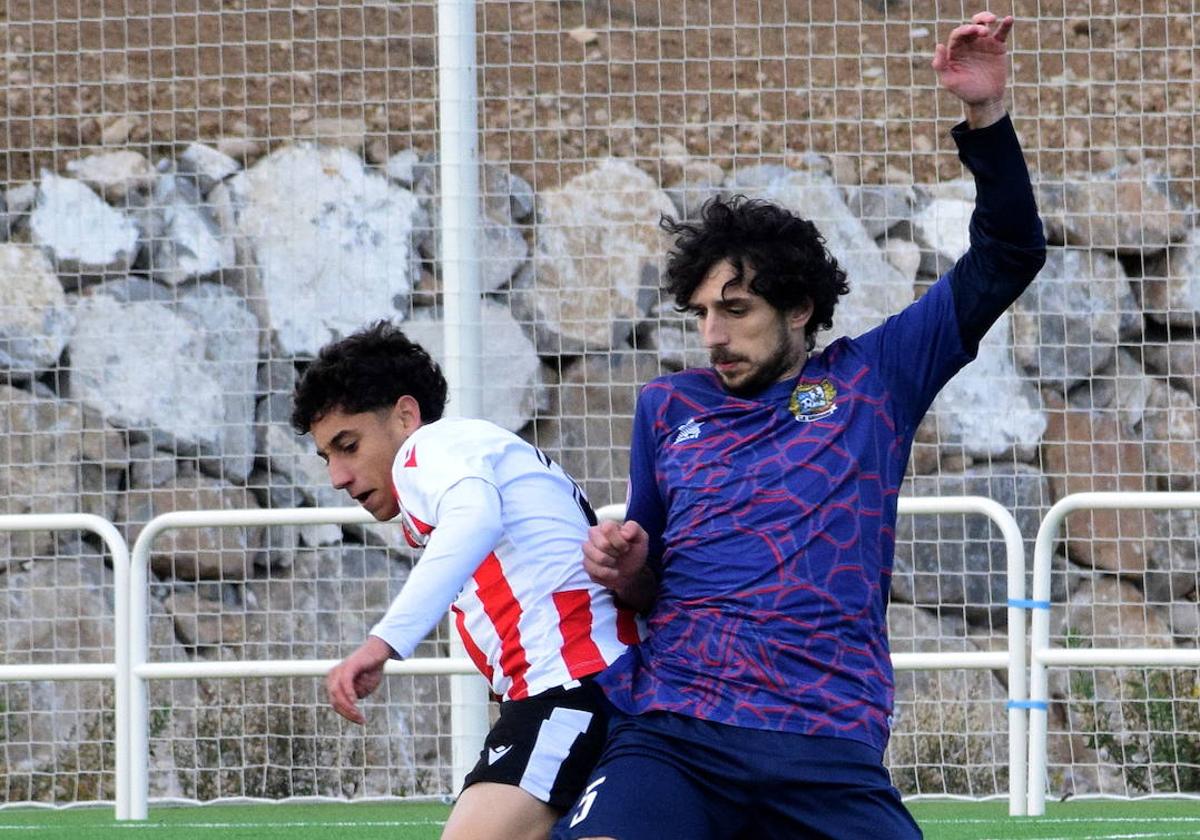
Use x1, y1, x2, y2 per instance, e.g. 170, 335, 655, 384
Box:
775, 350, 808, 384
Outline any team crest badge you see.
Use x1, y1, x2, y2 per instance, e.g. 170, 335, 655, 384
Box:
789, 379, 837, 422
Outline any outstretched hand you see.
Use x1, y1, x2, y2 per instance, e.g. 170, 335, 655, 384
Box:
932, 11, 1013, 126
326, 635, 393, 725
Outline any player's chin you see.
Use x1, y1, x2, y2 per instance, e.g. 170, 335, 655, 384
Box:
375, 506, 401, 522
366, 496, 400, 521
715, 368, 744, 389
718, 369, 759, 395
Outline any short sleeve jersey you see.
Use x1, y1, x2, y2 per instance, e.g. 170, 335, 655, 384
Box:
596, 277, 972, 751
388, 417, 641, 701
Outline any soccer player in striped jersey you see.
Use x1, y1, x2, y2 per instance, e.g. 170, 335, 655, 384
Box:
555, 12, 1045, 840
291, 322, 640, 840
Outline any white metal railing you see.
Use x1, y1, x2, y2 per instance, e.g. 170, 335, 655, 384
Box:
596, 496, 1031, 816
1026, 491, 1200, 816
126, 507, 482, 821
0, 514, 131, 819
27, 493, 1200, 820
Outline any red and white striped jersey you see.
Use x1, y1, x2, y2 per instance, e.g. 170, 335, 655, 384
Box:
371, 417, 641, 702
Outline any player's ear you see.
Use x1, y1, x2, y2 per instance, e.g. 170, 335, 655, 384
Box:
788, 299, 814, 330
391, 395, 423, 434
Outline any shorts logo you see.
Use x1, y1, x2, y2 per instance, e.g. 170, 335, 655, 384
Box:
789, 379, 837, 422
673, 418, 703, 444
487, 745, 512, 764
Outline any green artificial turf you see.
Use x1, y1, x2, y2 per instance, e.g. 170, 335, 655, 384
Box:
1, 797, 1197, 840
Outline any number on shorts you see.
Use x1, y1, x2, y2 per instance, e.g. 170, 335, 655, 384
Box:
569, 775, 607, 828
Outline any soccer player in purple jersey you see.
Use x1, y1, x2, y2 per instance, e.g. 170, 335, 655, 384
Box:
553, 12, 1046, 840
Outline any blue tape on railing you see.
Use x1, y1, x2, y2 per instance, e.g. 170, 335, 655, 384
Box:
1007, 700, 1049, 710
1008, 598, 1051, 610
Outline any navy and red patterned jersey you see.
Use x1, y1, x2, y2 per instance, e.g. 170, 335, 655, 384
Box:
595, 115, 1046, 751
596, 278, 968, 750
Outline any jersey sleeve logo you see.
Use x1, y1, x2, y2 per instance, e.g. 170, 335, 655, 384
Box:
672, 417, 704, 444
403, 446, 418, 468
789, 379, 838, 422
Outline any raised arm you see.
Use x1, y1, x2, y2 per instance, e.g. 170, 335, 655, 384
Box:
863, 13, 1045, 426
934, 14, 1047, 353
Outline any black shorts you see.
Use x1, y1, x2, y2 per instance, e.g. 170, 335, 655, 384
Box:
462, 678, 610, 812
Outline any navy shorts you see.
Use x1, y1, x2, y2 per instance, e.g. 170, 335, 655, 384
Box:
551, 711, 922, 840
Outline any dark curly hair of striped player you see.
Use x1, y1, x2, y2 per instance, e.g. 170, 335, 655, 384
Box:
662, 195, 849, 351
290, 320, 448, 434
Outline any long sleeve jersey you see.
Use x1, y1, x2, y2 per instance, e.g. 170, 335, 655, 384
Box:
596, 115, 1047, 751
370, 417, 640, 701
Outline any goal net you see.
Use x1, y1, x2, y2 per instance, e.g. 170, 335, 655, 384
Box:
0, 0, 1196, 808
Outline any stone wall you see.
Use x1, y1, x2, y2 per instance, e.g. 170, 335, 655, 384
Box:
1, 133, 1198, 801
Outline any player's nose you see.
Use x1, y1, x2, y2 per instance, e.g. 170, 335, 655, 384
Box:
700, 314, 728, 347
328, 459, 353, 490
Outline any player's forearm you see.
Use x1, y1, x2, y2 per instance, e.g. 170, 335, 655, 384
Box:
953, 115, 1043, 250
947, 115, 1047, 350
360, 634, 398, 663
370, 479, 503, 658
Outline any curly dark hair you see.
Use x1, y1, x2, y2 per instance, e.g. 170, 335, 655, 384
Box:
662, 195, 849, 351
290, 320, 448, 434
